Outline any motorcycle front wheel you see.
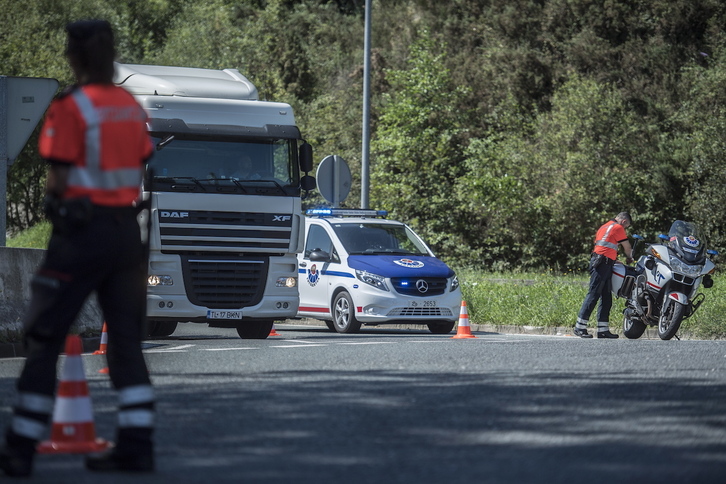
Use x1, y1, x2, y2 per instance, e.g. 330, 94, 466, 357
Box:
623, 314, 646, 339
658, 301, 685, 340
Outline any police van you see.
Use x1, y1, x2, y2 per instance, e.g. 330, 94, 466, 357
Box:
297, 209, 462, 333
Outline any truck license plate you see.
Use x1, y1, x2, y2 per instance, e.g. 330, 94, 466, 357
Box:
408, 300, 437, 308
207, 310, 243, 320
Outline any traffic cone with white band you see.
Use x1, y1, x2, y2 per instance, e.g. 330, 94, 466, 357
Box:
452, 300, 477, 339
93, 322, 108, 355
37, 335, 111, 454
269, 323, 281, 336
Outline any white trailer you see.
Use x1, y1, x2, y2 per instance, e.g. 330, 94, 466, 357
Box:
114, 63, 314, 338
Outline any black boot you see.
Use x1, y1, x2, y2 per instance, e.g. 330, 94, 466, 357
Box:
597, 330, 619, 339
0, 432, 36, 478
85, 446, 154, 472
573, 327, 593, 338
86, 428, 153, 473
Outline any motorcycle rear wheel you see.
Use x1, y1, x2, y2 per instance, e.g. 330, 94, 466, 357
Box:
658, 301, 685, 340
622, 315, 646, 339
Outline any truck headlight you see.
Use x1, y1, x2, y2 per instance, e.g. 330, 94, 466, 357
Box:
355, 270, 389, 291
450, 274, 460, 292
148, 275, 173, 286
276, 277, 297, 288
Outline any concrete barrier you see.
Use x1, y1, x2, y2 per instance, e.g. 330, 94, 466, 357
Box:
0, 247, 102, 342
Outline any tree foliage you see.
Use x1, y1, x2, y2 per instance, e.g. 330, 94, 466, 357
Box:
4, 0, 726, 272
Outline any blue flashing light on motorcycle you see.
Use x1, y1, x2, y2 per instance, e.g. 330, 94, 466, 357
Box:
611, 220, 717, 340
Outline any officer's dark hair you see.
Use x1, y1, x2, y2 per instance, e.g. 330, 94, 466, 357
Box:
615, 212, 632, 225
65, 19, 115, 84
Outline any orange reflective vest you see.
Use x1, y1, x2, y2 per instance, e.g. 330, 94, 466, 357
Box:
39, 84, 152, 207
593, 220, 628, 260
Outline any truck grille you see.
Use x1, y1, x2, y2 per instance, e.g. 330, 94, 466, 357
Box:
181, 256, 268, 308
390, 277, 448, 296
158, 209, 292, 254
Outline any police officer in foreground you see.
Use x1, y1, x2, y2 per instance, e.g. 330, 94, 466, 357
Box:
0, 20, 155, 477
574, 212, 634, 339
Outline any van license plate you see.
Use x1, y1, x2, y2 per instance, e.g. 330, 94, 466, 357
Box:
408, 300, 437, 308
207, 310, 243, 320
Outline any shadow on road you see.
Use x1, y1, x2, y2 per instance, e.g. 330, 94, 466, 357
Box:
2, 366, 722, 483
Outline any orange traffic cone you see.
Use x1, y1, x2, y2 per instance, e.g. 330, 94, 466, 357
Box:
93, 322, 108, 355
269, 323, 281, 336
37, 335, 112, 454
452, 300, 477, 339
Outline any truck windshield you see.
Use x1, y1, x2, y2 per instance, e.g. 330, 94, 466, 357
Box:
332, 223, 431, 256
147, 136, 299, 195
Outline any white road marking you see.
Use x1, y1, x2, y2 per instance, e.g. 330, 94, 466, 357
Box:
144, 344, 195, 353
337, 342, 397, 345
202, 347, 259, 351
269, 344, 328, 348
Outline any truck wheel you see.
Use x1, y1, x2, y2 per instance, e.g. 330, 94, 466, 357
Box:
236, 321, 274, 339
622, 315, 646, 339
332, 292, 361, 333
427, 321, 456, 334
147, 321, 177, 338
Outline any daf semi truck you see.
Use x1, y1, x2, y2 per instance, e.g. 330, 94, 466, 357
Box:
114, 63, 314, 339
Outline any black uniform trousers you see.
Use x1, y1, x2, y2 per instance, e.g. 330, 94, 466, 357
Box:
578, 253, 615, 324
8, 207, 152, 455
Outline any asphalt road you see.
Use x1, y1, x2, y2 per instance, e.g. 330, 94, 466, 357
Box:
1, 322, 725, 483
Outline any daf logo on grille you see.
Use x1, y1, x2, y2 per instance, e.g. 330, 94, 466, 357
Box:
416, 279, 429, 293
160, 211, 189, 218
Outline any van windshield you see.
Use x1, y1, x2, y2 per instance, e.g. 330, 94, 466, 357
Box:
332, 223, 430, 256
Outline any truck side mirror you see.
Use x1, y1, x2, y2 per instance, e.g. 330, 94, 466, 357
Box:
301, 175, 316, 191
299, 142, 313, 173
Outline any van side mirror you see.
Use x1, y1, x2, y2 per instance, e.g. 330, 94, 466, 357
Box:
309, 250, 330, 262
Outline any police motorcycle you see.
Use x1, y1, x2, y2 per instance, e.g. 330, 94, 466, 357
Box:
611, 221, 718, 340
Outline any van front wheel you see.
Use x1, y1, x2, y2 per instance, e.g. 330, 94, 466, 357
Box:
332, 292, 362, 333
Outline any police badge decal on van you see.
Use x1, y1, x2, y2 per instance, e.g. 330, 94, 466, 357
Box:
307, 264, 320, 286
393, 259, 425, 268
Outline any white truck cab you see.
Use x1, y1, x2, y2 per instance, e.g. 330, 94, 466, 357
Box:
114, 63, 314, 339
297, 209, 462, 333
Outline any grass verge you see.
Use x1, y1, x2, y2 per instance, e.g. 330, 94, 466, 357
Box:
456, 267, 726, 339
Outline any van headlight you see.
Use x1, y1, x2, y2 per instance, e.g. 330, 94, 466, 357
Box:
450, 274, 460, 292
355, 270, 389, 291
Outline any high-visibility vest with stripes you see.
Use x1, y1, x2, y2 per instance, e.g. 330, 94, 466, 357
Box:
593, 220, 626, 260
39, 84, 152, 207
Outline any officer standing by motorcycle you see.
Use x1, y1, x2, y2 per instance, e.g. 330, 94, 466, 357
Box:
0, 20, 155, 477
574, 212, 634, 339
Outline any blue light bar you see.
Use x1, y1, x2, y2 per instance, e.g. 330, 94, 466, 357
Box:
306, 208, 388, 218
